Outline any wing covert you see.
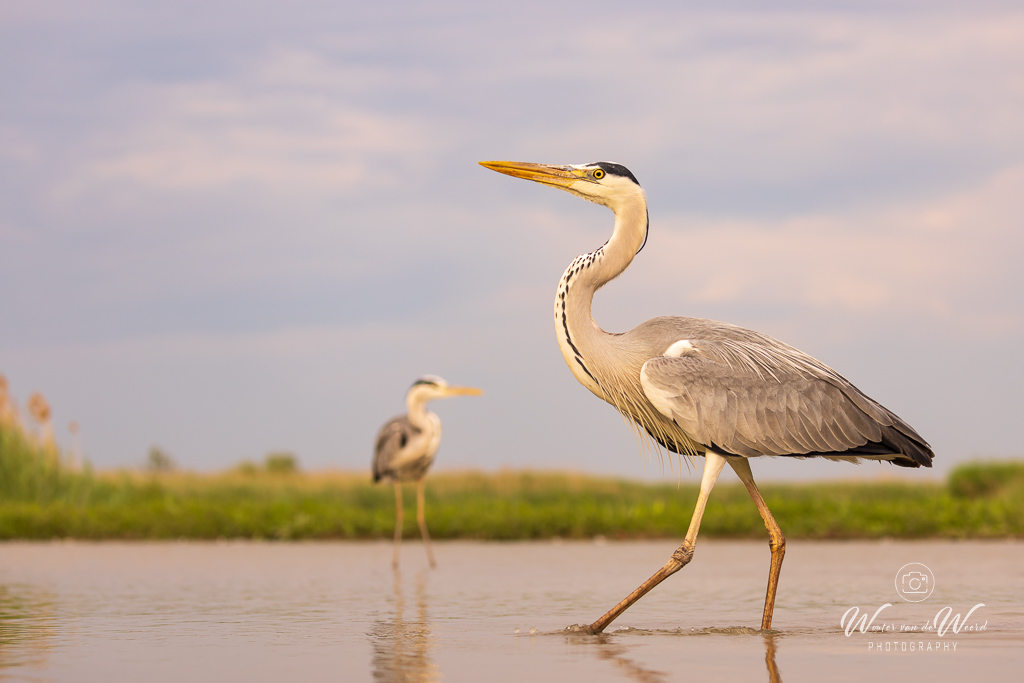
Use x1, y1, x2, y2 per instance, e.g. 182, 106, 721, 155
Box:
639, 338, 931, 464
372, 417, 412, 481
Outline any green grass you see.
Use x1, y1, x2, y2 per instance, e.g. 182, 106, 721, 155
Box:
1, 430, 1022, 540
0, 426, 95, 504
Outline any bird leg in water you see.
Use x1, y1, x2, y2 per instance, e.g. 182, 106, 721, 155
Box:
582, 451, 728, 634
393, 482, 404, 569
729, 458, 785, 630
416, 477, 437, 569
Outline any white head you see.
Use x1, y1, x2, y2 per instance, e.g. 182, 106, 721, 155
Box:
406, 375, 484, 404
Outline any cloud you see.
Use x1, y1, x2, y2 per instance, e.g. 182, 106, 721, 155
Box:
2, 2, 1023, 477
47, 49, 441, 198
476, 9, 1024, 212
612, 163, 1024, 338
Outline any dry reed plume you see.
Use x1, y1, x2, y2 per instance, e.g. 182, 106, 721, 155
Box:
26, 391, 58, 463
2, 374, 75, 469
68, 420, 81, 469
0, 374, 21, 433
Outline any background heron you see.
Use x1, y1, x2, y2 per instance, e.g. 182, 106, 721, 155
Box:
373, 376, 483, 569
480, 160, 933, 634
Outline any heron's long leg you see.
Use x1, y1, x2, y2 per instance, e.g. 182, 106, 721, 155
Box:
728, 458, 785, 630
393, 482, 404, 570
585, 451, 728, 634
416, 477, 437, 569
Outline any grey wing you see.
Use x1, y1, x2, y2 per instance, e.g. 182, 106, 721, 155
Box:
372, 416, 412, 482
640, 339, 933, 467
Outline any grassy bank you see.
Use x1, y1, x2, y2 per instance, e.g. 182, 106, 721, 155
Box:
1, 429, 1023, 540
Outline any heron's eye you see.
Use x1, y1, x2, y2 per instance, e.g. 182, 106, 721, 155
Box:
593, 168, 606, 180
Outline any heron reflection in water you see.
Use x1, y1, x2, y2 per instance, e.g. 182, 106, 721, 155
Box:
369, 572, 439, 683
580, 631, 782, 683
481, 160, 933, 633
373, 376, 482, 568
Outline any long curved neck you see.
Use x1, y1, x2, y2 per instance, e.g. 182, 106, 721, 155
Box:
554, 192, 648, 396
406, 391, 433, 430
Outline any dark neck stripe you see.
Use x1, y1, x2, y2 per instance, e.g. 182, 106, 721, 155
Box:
559, 264, 600, 387
636, 208, 649, 254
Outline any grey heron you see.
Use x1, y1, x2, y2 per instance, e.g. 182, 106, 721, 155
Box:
479, 160, 933, 634
373, 376, 483, 569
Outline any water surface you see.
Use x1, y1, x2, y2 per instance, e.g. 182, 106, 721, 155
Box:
0, 540, 1020, 681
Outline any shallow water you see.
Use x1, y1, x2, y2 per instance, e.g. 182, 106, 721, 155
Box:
0, 539, 1021, 681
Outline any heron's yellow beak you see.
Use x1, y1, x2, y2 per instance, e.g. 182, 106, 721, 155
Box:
443, 386, 483, 397
479, 161, 587, 190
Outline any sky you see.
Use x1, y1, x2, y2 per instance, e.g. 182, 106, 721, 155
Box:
1, 1, 1022, 482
